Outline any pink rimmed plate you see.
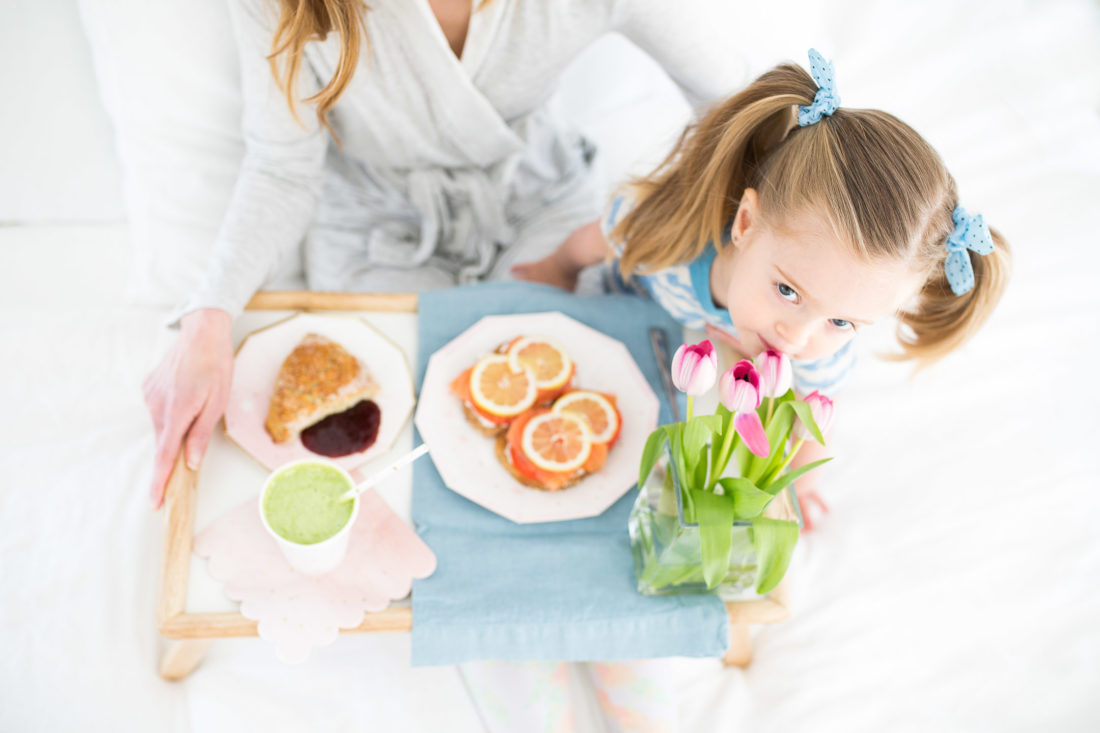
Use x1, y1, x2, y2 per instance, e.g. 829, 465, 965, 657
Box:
414, 311, 658, 524
225, 312, 415, 473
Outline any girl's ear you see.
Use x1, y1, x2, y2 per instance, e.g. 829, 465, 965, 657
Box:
731, 188, 759, 250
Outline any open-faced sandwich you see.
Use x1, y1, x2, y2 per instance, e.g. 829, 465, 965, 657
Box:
449, 337, 575, 436
496, 390, 622, 491
265, 332, 380, 449
451, 336, 621, 491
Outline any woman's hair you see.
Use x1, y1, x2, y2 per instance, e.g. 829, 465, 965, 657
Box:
267, 0, 495, 138
268, 0, 368, 137
615, 63, 1011, 367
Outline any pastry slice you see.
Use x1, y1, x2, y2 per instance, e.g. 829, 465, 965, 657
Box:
265, 333, 379, 443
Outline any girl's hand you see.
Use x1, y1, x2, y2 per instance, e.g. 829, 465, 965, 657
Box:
795, 484, 829, 533
142, 308, 234, 511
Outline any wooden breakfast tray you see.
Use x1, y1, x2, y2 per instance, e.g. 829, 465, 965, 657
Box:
156, 291, 792, 679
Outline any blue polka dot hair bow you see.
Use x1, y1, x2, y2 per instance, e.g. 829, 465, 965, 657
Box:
798, 49, 840, 126
944, 206, 994, 296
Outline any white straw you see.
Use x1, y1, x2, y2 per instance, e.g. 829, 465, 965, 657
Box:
340, 443, 431, 501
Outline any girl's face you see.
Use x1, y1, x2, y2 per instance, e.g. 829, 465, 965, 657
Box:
716, 190, 925, 363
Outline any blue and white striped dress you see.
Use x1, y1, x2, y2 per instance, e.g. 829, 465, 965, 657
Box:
601, 194, 855, 396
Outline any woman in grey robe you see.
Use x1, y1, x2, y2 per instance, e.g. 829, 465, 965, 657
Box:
145, 0, 748, 508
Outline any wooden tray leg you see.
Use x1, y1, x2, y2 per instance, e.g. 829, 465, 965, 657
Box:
722, 623, 753, 667
159, 638, 213, 681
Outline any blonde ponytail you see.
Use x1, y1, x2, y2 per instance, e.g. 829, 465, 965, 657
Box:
893, 227, 1011, 366
268, 0, 368, 139
616, 65, 816, 278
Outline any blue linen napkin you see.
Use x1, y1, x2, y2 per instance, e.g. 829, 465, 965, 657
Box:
410, 281, 728, 666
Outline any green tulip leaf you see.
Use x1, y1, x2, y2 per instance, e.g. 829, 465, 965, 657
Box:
691, 489, 737, 589
717, 477, 775, 519
637, 427, 667, 489
675, 415, 724, 492
681, 482, 696, 522
662, 423, 690, 502
789, 400, 825, 445
763, 457, 833, 495
716, 402, 733, 427
747, 402, 794, 483
698, 413, 727, 436
680, 418, 709, 490
754, 389, 795, 423
693, 443, 712, 489
750, 517, 799, 594
732, 441, 751, 478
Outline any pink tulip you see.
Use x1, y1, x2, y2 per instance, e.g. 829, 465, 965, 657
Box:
753, 348, 792, 398
718, 361, 769, 457
718, 360, 762, 412
793, 390, 835, 443
671, 339, 718, 396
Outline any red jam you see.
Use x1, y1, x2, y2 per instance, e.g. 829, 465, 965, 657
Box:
300, 400, 381, 457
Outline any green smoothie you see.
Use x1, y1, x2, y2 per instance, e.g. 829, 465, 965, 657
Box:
262, 462, 355, 545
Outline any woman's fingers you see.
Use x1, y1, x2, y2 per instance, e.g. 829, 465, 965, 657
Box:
183, 386, 230, 473
150, 402, 198, 510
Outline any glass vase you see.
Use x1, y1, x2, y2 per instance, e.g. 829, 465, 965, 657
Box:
628, 442, 803, 600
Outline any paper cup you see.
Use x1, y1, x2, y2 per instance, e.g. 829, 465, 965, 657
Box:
259, 458, 360, 576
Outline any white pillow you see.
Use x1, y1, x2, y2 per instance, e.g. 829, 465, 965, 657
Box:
78, 0, 248, 307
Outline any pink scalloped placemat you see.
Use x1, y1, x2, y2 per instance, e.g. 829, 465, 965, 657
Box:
194, 489, 436, 663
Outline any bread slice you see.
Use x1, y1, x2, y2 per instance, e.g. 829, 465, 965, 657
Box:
462, 402, 509, 438
265, 333, 379, 443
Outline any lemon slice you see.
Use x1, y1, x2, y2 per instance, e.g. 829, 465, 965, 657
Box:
507, 337, 573, 390
520, 411, 592, 473
469, 354, 537, 418
551, 391, 619, 444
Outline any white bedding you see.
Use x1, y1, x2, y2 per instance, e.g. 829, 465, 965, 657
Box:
3, 1, 1099, 731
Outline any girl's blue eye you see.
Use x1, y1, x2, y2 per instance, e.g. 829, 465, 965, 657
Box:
776, 283, 799, 302
830, 318, 853, 330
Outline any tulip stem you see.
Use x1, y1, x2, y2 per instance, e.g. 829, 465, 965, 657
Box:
765, 397, 775, 425
763, 438, 804, 487
686, 395, 694, 422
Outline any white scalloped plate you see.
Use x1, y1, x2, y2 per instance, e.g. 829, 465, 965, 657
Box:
225, 312, 415, 473
414, 312, 659, 524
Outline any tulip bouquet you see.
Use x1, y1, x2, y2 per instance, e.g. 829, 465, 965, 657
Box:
629, 339, 834, 596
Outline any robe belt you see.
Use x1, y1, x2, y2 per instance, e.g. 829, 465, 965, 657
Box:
353, 164, 515, 282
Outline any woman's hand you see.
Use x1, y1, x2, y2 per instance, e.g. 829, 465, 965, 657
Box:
143, 308, 234, 510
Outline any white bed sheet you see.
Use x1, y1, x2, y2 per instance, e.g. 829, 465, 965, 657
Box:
3, 1, 1100, 731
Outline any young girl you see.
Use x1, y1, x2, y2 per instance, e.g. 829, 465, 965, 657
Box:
515, 49, 1011, 525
